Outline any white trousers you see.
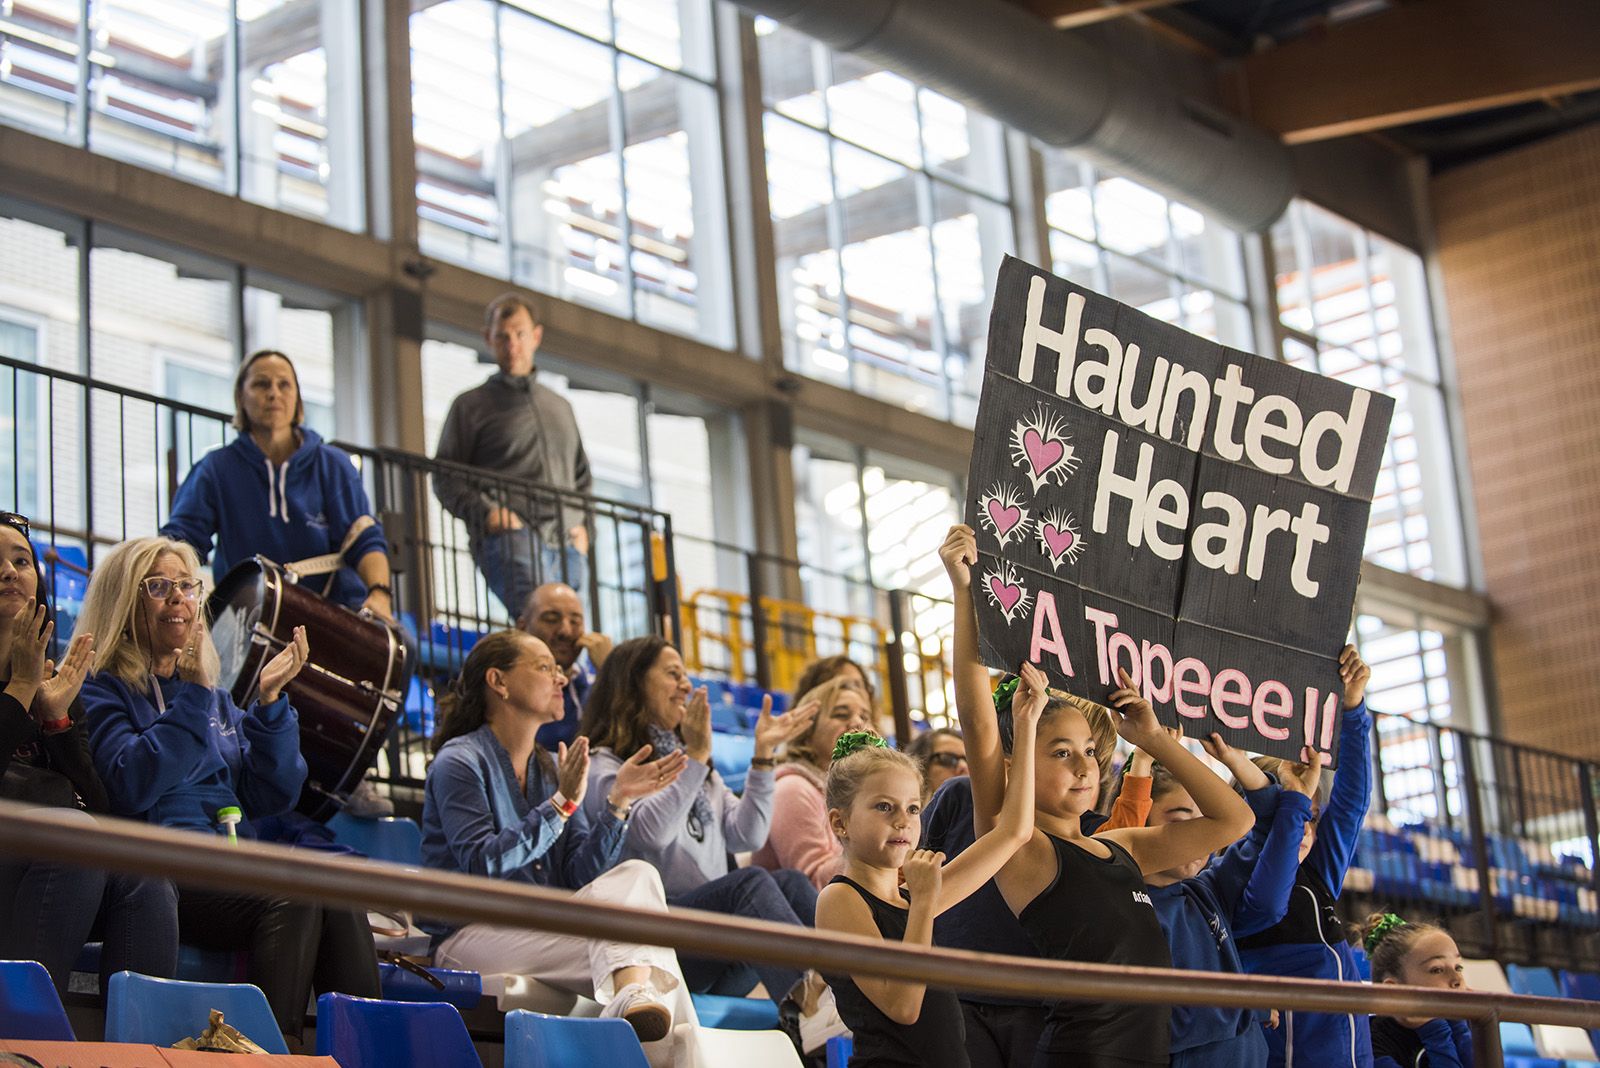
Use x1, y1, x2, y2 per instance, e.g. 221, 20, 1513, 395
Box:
436, 859, 692, 1012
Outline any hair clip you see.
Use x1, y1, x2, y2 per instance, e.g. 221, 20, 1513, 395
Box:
832, 730, 889, 762
1364, 912, 1408, 952
992, 675, 1020, 711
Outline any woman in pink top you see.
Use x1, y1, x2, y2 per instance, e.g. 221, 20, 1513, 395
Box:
752, 676, 874, 889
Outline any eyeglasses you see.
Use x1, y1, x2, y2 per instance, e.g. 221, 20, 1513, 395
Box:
141, 577, 205, 601
0, 511, 30, 538
927, 752, 967, 769
530, 661, 566, 680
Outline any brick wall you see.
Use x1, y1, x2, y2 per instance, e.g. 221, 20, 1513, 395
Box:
1433, 124, 1600, 758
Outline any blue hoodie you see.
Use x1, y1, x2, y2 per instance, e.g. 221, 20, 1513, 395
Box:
161, 427, 386, 610
84, 671, 306, 837
1237, 702, 1374, 1068
1152, 783, 1315, 1067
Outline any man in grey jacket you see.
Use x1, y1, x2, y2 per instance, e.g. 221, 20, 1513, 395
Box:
433, 293, 592, 613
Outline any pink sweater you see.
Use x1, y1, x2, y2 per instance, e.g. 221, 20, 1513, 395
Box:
750, 762, 844, 889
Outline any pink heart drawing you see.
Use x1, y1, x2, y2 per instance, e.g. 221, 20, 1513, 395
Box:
1042, 523, 1075, 558
986, 498, 1022, 537
1022, 429, 1066, 481
988, 575, 1022, 614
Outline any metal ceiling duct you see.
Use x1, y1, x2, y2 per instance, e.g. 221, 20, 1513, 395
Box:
735, 0, 1296, 233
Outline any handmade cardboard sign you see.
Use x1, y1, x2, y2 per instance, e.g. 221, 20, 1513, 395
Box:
965, 257, 1393, 764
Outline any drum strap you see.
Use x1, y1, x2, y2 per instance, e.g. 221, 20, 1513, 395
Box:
283, 515, 377, 582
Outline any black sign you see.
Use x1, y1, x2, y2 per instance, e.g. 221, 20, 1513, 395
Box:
965, 257, 1393, 764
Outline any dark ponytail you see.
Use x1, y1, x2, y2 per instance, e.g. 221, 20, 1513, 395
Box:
432, 630, 532, 754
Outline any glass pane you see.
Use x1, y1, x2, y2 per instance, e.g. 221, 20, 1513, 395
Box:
89, 239, 235, 541
0, 318, 42, 517
1048, 230, 1102, 291
619, 58, 732, 346
826, 64, 920, 167
756, 17, 826, 128
767, 114, 847, 386
88, 1, 231, 188
1042, 151, 1096, 241
615, 0, 715, 79
0, 0, 83, 140
238, 0, 364, 229
1094, 174, 1172, 266
918, 87, 1006, 198
1104, 251, 1177, 322
793, 446, 870, 618
646, 408, 715, 590
1170, 200, 1245, 300
836, 142, 941, 417
503, 13, 626, 315
862, 457, 957, 595
507, 0, 611, 42
412, 0, 505, 274
931, 182, 1011, 427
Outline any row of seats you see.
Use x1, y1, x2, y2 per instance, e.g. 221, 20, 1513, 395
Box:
1469, 957, 1600, 1066
1348, 814, 1600, 930
0, 962, 799, 1067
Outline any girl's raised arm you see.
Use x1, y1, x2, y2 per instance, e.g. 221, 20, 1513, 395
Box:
934, 661, 1042, 909
940, 524, 1006, 829
1098, 669, 1254, 876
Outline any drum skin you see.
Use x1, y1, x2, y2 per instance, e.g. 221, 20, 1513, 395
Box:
209, 556, 404, 821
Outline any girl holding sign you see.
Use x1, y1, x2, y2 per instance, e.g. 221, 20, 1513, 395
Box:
941, 524, 1254, 1068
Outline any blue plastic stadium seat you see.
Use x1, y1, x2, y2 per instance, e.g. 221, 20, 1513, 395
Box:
315, 992, 481, 1068
504, 1009, 651, 1068
104, 970, 287, 1054
826, 1034, 854, 1068
404, 675, 437, 737
691, 993, 780, 1030
711, 731, 755, 793
1349, 945, 1372, 982
0, 959, 75, 1041
1507, 964, 1562, 999
1558, 971, 1600, 1050
1500, 1021, 1563, 1067
326, 813, 424, 866
378, 961, 482, 1009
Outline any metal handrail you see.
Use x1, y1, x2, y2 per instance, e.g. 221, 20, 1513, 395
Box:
0, 800, 1594, 1044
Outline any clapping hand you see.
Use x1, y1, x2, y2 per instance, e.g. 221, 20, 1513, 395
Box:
680, 686, 713, 764
555, 736, 591, 809
5, 600, 51, 703
609, 744, 690, 807
753, 695, 819, 762
35, 632, 94, 727
258, 626, 309, 704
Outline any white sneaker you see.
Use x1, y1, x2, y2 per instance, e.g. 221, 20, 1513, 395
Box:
603, 982, 673, 1044
799, 985, 850, 1053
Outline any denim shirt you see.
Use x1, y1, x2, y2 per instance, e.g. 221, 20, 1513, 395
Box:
421, 723, 627, 892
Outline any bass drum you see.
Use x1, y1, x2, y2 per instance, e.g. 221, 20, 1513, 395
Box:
209, 556, 405, 822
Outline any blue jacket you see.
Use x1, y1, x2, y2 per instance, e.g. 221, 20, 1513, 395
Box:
161, 428, 386, 610
1371, 1016, 1473, 1068
83, 672, 306, 836
1238, 702, 1374, 1068
1155, 784, 1313, 1066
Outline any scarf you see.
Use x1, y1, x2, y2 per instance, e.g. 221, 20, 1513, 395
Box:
646, 724, 714, 841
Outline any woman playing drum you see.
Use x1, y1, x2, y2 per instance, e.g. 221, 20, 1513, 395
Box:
79, 536, 380, 1050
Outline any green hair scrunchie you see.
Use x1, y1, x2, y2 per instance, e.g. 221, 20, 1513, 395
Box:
832, 730, 889, 763
1364, 912, 1408, 953
992, 676, 1021, 712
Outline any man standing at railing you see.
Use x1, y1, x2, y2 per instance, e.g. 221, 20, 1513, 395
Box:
434, 294, 593, 614
519, 582, 612, 750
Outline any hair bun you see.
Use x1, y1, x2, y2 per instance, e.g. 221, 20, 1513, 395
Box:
832, 730, 888, 762
1363, 911, 1408, 952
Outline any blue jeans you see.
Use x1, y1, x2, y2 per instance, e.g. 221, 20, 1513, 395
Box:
473, 531, 588, 618
669, 866, 817, 1003
0, 858, 178, 996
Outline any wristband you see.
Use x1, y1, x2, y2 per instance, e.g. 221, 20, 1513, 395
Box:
39, 714, 72, 735
551, 792, 578, 818
606, 796, 632, 820
750, 757, 777, 769
366, 583, 392, 599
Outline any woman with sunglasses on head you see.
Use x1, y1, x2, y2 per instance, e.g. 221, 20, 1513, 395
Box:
79, 536, 380, 1050
0, 513, 178, 997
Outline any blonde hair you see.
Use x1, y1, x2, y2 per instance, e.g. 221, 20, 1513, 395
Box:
78, 537, 220, 692
824, 742, 922, 822
785, 676, 873, 770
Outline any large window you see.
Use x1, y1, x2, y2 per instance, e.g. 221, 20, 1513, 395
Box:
759, 18, 1013, 426
1272, 200, 1468, 585
410, 0, 732, 346
0, 0, 364, 228
1040, 152, 1252, 348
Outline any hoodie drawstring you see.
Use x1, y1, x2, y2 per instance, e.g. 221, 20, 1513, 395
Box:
264, 458, 290, 523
